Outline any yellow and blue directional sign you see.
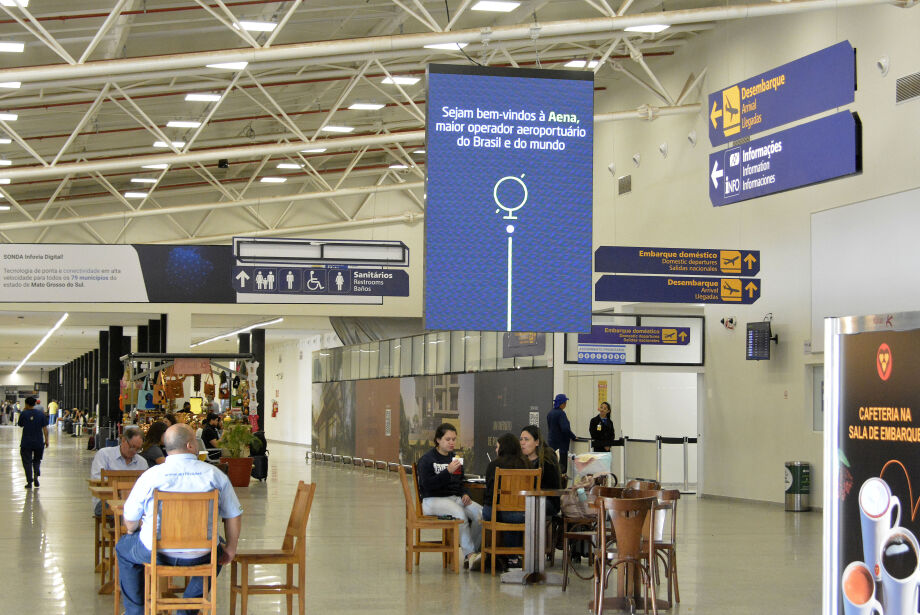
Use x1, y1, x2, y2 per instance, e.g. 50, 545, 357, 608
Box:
579, 325, 690, 346
708, 41, 855, 147
596, 275, 761, 304
709, 111, 860, 207
595, 246, 759, 276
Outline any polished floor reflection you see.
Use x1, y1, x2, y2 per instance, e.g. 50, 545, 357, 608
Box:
0, 424, 821, 614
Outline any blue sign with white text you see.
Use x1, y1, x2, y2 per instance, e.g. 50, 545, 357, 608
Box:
596, 275, 761, 304
232, 266, 408, 297
425, 64, 594, 332
578, 325, 690, 346
576, 343, 627, 365
595, 246, 760, 276
709, 112, 860, 207
708, 41, 855, 147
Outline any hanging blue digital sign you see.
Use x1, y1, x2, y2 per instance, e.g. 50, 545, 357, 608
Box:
709, 112, 860, 207
708, 41, 855, 147
425, 64, 594, 332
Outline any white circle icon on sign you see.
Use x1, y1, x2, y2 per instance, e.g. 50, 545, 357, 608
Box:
494, 175, 527, 220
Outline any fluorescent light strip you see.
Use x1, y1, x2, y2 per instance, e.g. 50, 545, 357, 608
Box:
472, 1, 520, 12
413, 149, 426, 154
624, 24, 669, 33
0, 179, 10, 184
320, 125, 354, 133
0, 205, 9, 211
0, 81, 20, 89
565, 60, 598, 68
300, 147, 326, 153
0, 41, 24, 53
12, 312, 67, 375
348, 102, 385, 110
153, 140, 185, 148
206, 61, 248, 70
0, 160, 10, 166
234, 20, 277, 32
0, 0, 29, 7
276, 163, 302, 169
0, 113, 18, 121
142, 163, 169, 169
260, 177, 286, 183
389, 164, 408, 169
130, 178, 157, 184
423, 42, 468, 51
166, 120, 202, 128
185, 93, 222, 102
381, 76, 420, 85
190, 317, 284, 348
0, 138, 10, 144
124, 191, 148, 198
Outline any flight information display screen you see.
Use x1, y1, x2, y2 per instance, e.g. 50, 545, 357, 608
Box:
425, 64, 594, 332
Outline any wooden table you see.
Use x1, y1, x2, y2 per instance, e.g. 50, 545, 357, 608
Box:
501, 488, 567, 586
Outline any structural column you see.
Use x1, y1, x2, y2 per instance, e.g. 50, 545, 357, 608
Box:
251, 329, 265, 432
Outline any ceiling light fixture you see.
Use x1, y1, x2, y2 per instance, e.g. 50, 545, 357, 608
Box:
348, 102, 385, 110
142, 163, 169, 169
206, 61, 248, 71
124, 191, 148, 198
389, 164, 409, 169
130, 178, 157, 184
0, 205, 9, 211
413, 149, 426, 154
185, 93, 222, 102
319, 125, 354, 133
564, 60, 598, 68
260, 177, 286, 183
12, 312, 67, 376
276, 163, 302, 169
166, 120, 202, 128
472, 1, 520, 12
0, 179, 11, 184
0, 138, 10, 144
0, 0, 30, 7
0, 160, 10, 166
234, 20, 277, 32
0, 113, 18, 121
190, 317, 284, 348
300, 147, 327, 153
624, 24, 670, 33
153, 140, 186, 148
0, 42, 24, 53
0, 81, 20, 89
381, 76, 420, 85
423, 42, 469, 51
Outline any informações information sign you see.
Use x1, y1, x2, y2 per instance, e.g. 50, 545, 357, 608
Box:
709, 111, 860, 208
595, 246, 760, 276
708, 41, 855, 147
425, 64, 594, 332
596, 274, 761, 304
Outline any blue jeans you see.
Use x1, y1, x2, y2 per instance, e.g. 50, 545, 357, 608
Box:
116, 531, 224, 615
482, 505, 525, 548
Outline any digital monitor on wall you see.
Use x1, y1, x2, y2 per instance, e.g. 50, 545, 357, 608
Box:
424, 64, 594, 332
746, 321, 772, 360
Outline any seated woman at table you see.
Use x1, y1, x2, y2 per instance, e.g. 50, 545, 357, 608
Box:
520, 425, 562, 517
417, 423, 483, 567
482, 433, 530, 565
139, 421, 168, 466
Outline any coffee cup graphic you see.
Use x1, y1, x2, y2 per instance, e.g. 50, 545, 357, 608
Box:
879, 527, 920, 615
861, 477, 902, 579
842, 561, 884, 615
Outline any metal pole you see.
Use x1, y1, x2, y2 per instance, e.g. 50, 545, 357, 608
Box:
683, 437, 689, 493
622, 436, 628, 483
656, 437, 662, 484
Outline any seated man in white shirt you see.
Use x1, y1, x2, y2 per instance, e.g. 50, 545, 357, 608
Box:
116, 424, 243, 615
90, 425, 148, 516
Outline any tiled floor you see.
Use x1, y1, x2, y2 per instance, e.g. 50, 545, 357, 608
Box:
1, 424, 822, 614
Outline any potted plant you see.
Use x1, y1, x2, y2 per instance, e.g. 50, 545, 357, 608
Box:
216, 420, 263, 487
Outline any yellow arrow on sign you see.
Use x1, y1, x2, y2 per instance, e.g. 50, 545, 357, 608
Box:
710, 100, 722, 129
678, 331, 688, 342
745, 281, 759, 298
744, 253, 757, 269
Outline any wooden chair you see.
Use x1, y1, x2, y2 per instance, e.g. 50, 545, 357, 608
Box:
229, 481, 316, 615
480, 468, 541, 575
629, 488, 681, 607
625, 479, 660, 491
144, 489, 220, 615
110, 474, 144, 615
398, 465, 462, 573
96, 469, 145, 589
562, 487, 624, 591
593, 495, 658, 615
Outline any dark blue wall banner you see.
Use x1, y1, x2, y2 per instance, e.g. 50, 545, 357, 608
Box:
708, 41, 855, 147
596, 274, 761, 304
709, 112, 860, 208
232, 266, 409, 297
595, 245, 760, 276
425, 64, 594, 332
578, 324, 690, 346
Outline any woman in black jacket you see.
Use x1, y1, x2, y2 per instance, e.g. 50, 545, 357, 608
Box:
589, 402, 616, 452
482, 433, 530, 568
520, 425, 562, 515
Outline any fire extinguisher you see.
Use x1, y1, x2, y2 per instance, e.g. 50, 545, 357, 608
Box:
271, 400, 279, 417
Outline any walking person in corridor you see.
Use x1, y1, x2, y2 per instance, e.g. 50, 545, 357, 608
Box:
18, 397, 49, 489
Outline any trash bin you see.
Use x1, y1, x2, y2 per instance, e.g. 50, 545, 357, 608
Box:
785, 461, 810, 511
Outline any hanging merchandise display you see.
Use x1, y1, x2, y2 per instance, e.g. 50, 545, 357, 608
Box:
204, 372, 216, 398
219, 371, 230, 399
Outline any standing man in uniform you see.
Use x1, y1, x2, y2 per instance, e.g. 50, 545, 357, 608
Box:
547, 393, 581, 480
18, 396, 49, 489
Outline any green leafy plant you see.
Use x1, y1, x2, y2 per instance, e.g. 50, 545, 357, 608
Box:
216, 421, 263, 458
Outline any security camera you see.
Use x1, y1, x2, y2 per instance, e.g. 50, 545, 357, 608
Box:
877, 56, 890, 77
658, 142, 668, 158
607, 162, 616, 176
632, 153, 641, 167
687, 130, 697, 146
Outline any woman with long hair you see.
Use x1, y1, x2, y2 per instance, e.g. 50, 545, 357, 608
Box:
482, 433, 531, 568
520, 425, 562, 515
139, 420, 168, 466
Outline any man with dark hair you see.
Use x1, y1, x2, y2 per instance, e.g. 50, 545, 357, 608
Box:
90, 425, 147, 514
18, 396, 48, 489
116, 424, 242, 615
201, 413, 222, 460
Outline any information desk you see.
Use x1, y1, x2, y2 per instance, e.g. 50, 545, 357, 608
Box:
501, 488, 567, 586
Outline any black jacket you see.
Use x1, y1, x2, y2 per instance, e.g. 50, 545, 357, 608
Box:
483, 455, 530, 506
417, 448, 466, 499
589, 415, 616, 451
